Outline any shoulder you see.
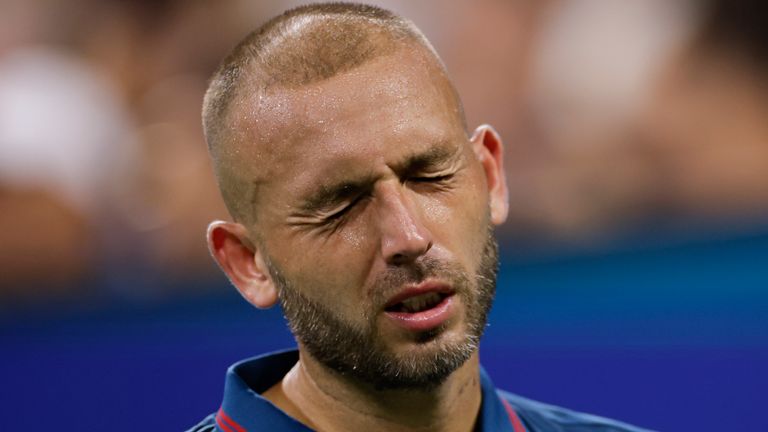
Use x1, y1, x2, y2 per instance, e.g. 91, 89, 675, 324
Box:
499, 390, 655, 432
185, 413, 217, 432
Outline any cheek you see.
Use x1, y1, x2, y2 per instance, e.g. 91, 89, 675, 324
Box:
276, 225, 376, 305
424, 170, 489, 261
339, 221, 371, 253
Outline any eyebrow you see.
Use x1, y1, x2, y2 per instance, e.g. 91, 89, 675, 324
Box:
392, 143, 457, 177
299, 176, 376, 213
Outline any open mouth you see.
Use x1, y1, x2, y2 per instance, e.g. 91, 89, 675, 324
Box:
382, 282, 456, 332
385, 292, 451, 314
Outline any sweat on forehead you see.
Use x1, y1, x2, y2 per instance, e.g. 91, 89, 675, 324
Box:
202, 3, 461, 223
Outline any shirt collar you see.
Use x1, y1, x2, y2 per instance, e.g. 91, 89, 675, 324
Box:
217, 349, 525, 432
217, 349, 310, 431
477, 366, 527, 432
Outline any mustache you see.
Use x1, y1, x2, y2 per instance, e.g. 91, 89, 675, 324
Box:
369, 256, 470, 307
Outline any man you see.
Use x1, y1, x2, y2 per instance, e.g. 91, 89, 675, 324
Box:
191, 3, 649, 431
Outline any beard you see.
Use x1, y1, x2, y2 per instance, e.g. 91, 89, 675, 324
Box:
266, 228, 499, 390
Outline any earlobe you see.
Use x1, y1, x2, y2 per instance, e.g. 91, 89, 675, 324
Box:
470, 125, 509, 225
206, 221, 279, 309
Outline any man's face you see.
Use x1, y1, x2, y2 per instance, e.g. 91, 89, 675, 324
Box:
241, 48, 502, 388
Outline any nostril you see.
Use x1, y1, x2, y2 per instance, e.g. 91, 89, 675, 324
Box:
389, 252, 409, 265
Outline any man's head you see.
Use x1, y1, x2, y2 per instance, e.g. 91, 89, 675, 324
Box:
204, 3, 509, 389
203, 3, 451, 224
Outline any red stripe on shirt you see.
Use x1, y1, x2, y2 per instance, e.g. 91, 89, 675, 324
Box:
215, 412, 235, 432
217, 407, 246, 432
500, 397, 527, 432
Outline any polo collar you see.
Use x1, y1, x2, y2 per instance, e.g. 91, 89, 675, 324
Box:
216, 349, 526, 432
477, 366, 528, 432
217, 350, 310, 431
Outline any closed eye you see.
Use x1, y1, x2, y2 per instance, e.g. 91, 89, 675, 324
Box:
404, 173, 457, 195
408, 173, 455, 184
326, 203, 353, 221
323, 194, 367, 224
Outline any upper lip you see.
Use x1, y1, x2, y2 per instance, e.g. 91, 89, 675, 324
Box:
384, 280, 454, 309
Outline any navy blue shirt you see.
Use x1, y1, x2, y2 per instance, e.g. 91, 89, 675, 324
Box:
188, 350, 651, 432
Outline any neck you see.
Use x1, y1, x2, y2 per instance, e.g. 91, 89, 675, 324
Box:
263, 348, 483, 432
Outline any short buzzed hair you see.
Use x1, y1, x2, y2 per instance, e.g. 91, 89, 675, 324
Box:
203, 2, 457, 223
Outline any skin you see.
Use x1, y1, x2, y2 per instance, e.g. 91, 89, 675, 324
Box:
207, 46, 509, 432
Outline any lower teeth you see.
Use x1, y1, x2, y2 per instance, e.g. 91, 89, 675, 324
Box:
400, 297, 441, 313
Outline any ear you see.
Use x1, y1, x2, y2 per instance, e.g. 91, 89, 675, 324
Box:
206, 221, 278, 309
470, 125, 509, 225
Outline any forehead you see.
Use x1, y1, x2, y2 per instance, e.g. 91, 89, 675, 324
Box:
236, 47, 465, 206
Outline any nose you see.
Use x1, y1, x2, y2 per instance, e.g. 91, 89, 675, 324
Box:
376, 184, 433, 265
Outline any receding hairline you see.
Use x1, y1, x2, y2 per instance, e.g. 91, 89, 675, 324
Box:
203, 3, 438, 144
202, 3, 465, 224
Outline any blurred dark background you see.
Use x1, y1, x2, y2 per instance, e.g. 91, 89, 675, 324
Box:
1, 1, 766, 430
